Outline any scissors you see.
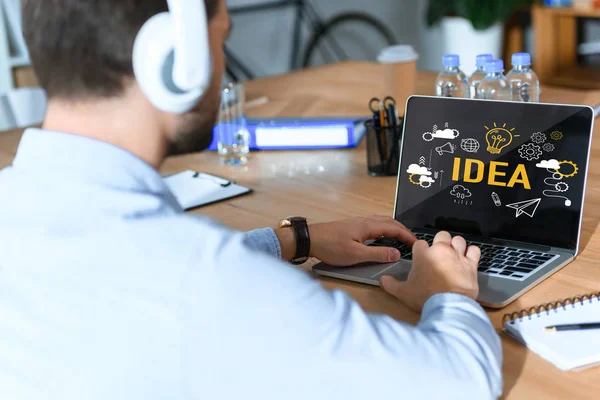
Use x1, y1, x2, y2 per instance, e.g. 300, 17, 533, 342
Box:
368, 96, 396, 114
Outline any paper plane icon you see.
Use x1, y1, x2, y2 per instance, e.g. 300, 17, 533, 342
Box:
506, 198, 542, 218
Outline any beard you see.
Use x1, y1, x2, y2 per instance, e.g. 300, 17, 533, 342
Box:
167, 85, 220, 156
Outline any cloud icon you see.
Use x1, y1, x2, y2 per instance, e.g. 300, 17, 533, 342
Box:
435, 129, 460, 139
536, 159, 560, 169
407, 164, 432, 176
450, 185, 472, 199
420, 176, 435, 183
423, 127, 461, 141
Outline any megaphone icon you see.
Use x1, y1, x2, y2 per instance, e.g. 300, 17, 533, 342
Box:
435, 142, 456, 156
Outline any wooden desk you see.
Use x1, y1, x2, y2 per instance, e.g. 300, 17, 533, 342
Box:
1, 62, 600, 399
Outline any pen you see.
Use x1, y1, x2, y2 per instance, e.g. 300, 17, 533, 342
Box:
379, 101, 388, 158
387, 103, 396, 127
372, 109, 381, 129
379, 101, 387, 128
386, 117, 403, 173
371, 109, 385, 164
543, 322, 600, 332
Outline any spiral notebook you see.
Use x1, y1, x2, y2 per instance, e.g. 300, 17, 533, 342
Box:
163, 170, 252, 210
503, 292, 600, 371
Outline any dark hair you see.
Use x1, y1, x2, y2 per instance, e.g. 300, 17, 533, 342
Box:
22, 0, 220, 99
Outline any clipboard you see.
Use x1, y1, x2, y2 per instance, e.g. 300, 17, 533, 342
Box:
163, 170, 253, 211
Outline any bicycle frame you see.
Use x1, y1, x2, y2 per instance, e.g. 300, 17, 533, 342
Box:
226, 0, 393, 80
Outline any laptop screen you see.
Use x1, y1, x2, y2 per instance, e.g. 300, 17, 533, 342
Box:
395, 97, 593, 251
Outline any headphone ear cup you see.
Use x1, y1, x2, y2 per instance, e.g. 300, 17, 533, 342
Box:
133, 12, 206, 114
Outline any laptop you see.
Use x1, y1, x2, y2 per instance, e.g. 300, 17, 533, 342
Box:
313, 96, 594, 308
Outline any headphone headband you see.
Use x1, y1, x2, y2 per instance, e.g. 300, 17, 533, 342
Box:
167, 0, 211, 91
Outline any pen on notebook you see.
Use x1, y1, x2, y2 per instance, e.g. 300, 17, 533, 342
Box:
543, 322, 600, 332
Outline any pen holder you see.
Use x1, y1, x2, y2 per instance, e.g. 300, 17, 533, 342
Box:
366, 119, 403, 176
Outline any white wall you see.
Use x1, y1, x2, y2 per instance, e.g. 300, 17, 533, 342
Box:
415, 0, 443, 72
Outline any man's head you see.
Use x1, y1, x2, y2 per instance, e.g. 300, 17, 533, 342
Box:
22, 0, 230, 157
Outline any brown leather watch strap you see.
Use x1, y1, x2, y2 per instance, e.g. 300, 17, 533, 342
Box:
290, 217, 310, 264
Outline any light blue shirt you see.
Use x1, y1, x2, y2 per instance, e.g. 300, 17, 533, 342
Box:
0, 129, 503, 399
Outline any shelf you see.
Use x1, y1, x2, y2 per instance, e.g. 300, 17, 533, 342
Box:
545, 66, 600, 89
536, 5, 600, 18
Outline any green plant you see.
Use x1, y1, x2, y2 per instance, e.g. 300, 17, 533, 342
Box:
426, 0, 533, 30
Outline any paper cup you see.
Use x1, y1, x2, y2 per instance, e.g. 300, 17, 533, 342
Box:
377, 45, 418, 115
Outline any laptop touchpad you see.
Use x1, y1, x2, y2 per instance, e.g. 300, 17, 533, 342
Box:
369, 261, 411, 281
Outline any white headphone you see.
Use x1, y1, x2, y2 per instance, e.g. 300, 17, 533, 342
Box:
132, 0, 212, 114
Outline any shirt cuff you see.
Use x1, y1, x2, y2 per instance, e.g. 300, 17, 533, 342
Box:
242, 228, 282, 259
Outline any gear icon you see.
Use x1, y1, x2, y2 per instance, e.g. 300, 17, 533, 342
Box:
550, 130, 564, 141
531, 132, 547, 144
555, 182, 569, 192
554, 160, 578, 178
518, 143, 543, 161
422, 132, 434, 141
409, 174, 421, 185
419, 180, 433, 189
543, 143, 555, 153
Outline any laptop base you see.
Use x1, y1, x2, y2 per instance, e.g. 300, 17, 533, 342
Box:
312, 243, 574, 308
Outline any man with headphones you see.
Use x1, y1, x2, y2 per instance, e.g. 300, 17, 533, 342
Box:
0, 1, 502, 399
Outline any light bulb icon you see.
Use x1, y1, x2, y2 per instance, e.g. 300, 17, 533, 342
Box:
485, 122, 516, 155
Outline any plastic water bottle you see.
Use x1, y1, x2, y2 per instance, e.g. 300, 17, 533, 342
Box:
435, 54, 468, 98
468, 54, 493, 99
506, 52, 540, 103
477, 59, 511, 101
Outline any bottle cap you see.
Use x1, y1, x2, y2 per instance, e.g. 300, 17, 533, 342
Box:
512, 52, 531, 67
443, 54, 460, 67
476, 54, 494, 68
485, 59, 504, 73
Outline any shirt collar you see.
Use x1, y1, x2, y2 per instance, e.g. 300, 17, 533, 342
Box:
12, 128, 183, 212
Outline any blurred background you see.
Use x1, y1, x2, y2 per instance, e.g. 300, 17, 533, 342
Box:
3, 0, 600, 129
225, 0, 531, 78
223, 0, 600, 89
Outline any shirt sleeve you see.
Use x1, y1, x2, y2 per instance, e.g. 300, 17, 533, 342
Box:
182, 230, 503, 400
242, 228, 282, 259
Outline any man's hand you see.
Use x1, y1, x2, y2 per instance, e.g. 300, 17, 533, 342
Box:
275, 216, 416, 266
380, 231, 480, 312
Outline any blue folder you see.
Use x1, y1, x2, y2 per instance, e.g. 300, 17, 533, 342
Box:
208, 117, 368, 151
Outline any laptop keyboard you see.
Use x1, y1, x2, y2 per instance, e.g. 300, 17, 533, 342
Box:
370, 233, 559, 282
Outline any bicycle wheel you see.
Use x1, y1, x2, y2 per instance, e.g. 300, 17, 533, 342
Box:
302, 12, 396, 68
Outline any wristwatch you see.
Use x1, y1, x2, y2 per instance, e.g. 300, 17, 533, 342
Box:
278, 216, 310, 265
